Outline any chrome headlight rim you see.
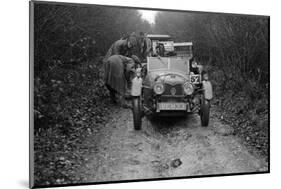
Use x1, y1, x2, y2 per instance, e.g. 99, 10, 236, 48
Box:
183, 82, 194, 95
153, 82, 165, 95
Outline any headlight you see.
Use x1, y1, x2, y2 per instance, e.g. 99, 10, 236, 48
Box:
153, 83, 165, 94
183, 82, 194, 95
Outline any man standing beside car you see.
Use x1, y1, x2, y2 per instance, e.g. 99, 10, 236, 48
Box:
138, 32, 152, 62
104, 54, 140, 108
103, 33, 138, 63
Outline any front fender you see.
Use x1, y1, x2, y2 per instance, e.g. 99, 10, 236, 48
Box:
202, 80, 213, 100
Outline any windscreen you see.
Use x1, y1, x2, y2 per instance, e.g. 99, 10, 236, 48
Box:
148, 57, 189, 74
148, 57, 169, 70
169, 58, 189, 73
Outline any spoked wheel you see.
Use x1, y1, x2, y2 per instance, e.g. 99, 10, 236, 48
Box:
200, 96, 210, 127
132, 97, 142, 130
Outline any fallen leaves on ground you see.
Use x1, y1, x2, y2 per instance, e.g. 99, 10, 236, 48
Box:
34, 58, 112, 186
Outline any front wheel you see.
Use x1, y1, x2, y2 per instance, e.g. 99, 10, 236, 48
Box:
132, 97, 142, 130
200, 97, 210, 127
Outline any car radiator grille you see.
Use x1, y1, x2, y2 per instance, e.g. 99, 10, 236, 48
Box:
163, 84, 183, 96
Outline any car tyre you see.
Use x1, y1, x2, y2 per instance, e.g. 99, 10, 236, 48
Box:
200, 97, 210, 127
132, 97, 142, 130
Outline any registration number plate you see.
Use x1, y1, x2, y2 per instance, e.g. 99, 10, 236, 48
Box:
190, 75, 201, 84
159, 103, 186, 110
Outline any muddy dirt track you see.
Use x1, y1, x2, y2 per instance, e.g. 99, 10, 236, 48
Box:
77, 105, 268, 183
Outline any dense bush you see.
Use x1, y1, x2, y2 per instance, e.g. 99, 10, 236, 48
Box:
154, 12, 269, 93
33, 3, 152, 132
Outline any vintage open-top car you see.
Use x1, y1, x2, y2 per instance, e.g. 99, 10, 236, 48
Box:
131, 35, 213, 130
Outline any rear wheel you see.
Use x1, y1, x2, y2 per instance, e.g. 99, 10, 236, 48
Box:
200, 96, 210, 127
132, 97, 142, 130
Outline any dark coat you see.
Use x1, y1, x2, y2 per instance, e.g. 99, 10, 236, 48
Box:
104, 55, 135, 95
103, 39, 133, 63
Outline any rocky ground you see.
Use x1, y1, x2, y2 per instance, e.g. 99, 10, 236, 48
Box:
75, 105, 268, 183
34, 100, 268, 187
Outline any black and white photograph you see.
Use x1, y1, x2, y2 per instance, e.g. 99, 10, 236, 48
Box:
30, 1, 269, 188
